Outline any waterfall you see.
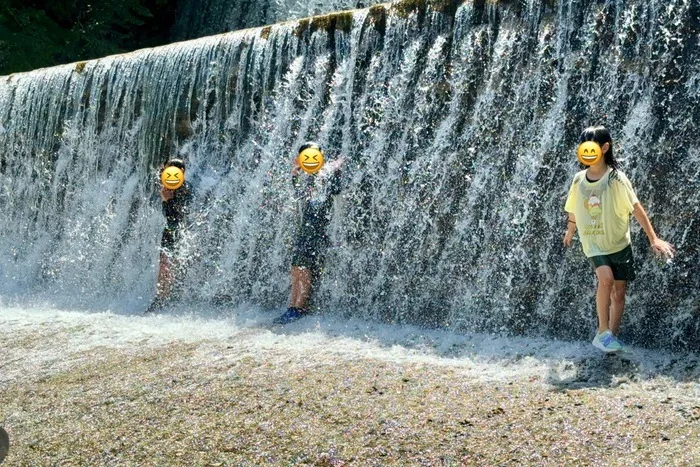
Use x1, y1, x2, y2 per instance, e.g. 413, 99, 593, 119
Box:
0, 0, 698, 349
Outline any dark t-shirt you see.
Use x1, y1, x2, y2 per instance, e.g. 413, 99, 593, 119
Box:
163, 181, 194, 231
290, 167, 341, 269
161, 181, 193, 251
293, 168, 341, 241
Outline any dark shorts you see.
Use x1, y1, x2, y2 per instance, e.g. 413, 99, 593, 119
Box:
589, 245, 636, 281
161, 227, 180, 253
291, 233, 327, 271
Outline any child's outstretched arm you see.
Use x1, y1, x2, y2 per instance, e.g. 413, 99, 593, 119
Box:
632, 202, 675, 258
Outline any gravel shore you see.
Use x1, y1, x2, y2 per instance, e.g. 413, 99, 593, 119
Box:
1, 309, 698, 466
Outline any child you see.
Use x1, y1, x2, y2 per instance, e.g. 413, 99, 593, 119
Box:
145, 158, 194, 313
563, 126, 675, 352
273, 142, 344, 325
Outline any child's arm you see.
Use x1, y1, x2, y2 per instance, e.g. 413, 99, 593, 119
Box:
632, 202, 675, 258
563, 214, 576, 247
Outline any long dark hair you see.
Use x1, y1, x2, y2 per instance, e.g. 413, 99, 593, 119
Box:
578, 126, 620, 183
298, 141, 321, 154
164, 158, 186, 171
578, 126, 620, 170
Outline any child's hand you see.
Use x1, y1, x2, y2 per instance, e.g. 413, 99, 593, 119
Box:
563, 230, 575, 247
651, 238, 675, 259
329, 156, 347, 170
291, 157, 301, 176
161, 186, 174, 201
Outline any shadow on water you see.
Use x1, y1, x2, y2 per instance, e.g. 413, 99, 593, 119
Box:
545, 352, 700, 390
547, 354, 647, 390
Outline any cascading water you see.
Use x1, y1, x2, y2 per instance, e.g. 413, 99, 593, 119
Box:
0, 0, 698, 349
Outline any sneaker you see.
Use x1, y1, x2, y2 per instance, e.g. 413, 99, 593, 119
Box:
272, 307, 307, 325
616, 338, 629, 352
592, 330, 623, 353
145, 297, 164, 314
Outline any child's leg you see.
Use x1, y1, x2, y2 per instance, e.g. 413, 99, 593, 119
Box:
609, 280, 627, 335
290, 266, 312, 309
156, 252, 173, 300
594, 266, 615, 333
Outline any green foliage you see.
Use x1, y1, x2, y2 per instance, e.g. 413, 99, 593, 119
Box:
0, 0, 177, 75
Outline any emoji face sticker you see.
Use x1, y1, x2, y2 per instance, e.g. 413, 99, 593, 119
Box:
161, 166, 184, 190
298, 147, 325, 174
577, 141, 603, 166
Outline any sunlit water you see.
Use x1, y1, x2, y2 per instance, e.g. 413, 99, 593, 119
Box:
0, 0, 698, 350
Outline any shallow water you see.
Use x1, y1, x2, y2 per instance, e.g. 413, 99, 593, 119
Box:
1, 303, 697, 399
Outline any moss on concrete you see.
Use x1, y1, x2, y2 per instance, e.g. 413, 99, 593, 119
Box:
367, 4, 388, 34
294, 18, 310, 38
392, 0, 426, 18
334, 11, 354, 33
310, 11, 355, 34
390, 0, 462, 19
429, 0, 462, 14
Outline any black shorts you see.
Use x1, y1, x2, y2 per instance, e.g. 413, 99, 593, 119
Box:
291, 233, 327, 270
589, 245, 636, 281
161, 228, 180, 252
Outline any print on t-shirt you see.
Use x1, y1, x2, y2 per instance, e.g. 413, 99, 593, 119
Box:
585, 193, 602, 219
581, 187, 606, 237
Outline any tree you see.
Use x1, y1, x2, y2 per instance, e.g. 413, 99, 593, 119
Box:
0, 0, 177, 75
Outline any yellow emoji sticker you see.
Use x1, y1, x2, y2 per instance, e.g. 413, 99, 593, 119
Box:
298, 147, 325, 174
577, 141, 603, 166
161, 166, 184, 190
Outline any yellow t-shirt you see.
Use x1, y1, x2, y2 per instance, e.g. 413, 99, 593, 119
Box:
564, 168, 639, 257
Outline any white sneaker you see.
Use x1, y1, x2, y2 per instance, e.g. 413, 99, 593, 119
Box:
592, 330, 623, 353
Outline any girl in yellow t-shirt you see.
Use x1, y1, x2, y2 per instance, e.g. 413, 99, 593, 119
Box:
563, 126, 675, 353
